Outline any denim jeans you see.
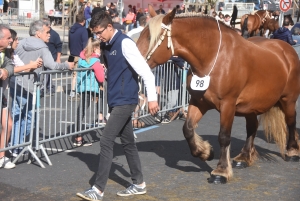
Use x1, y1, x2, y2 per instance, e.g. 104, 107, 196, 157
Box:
94, 104, 143, 192
85, 18, 91, 28
10, 88, 34, 148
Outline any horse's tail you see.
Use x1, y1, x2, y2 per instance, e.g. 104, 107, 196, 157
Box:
260, 107, 287, 157
241, 15, 248, 36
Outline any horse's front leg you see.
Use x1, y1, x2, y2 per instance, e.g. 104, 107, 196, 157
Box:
209, 101, 235, 184
182, 97, 214, 161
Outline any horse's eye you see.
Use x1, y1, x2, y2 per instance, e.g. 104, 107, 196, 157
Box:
148, 36, 151, 41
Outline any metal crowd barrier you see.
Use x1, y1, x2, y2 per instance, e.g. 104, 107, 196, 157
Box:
0, 61, 189, 168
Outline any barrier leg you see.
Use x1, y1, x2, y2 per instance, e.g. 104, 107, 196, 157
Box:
12, 146, 46, 168
39, 144, 53, 166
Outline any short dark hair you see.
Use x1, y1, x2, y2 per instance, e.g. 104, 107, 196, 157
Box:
139, 16, 147, 26
76, 14, 86, 23
90, 12, 113, 29
283, 19, 290, 27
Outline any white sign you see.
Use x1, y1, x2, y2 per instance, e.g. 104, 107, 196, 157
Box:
190, 75, 210, 91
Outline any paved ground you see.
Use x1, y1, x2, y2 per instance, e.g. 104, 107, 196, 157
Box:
1, 106, 300, 201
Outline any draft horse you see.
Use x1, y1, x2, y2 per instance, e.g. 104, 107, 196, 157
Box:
137, 6, 300, 184
241, 10, 272, 37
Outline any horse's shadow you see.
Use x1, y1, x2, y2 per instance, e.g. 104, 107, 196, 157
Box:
67, 134, 282, 188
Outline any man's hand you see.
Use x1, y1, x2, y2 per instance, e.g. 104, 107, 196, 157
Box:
56, 58, 61, 63
0, 69, 9, 80
67, 61, 75, 70
148, 101, 159, 116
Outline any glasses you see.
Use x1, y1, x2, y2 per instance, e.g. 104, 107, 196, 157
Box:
95, 26, 107, 36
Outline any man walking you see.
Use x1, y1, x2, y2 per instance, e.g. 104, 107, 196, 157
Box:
76, 12, 159, 201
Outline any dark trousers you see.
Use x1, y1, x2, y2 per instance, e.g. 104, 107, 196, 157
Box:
76, 91, 103, 135
94, 104, 143, 192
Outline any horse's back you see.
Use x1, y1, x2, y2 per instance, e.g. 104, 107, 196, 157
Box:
248, 37, 300, 99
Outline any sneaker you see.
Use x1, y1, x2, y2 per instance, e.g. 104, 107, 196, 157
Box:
161, 117, 171, 124
116, 183, 147, 197
154, 114, 162, 122
73, 140, 92, 146
0, 157, 16, 169
95, 119, 107, 126
68, 94, 80, 102
76, 186, 103, 201
10, 148, 28, 158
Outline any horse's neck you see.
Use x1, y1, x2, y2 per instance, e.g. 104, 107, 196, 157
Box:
173, 18, 227, 75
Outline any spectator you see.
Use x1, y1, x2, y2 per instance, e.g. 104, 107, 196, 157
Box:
216, 12, 224, 21
84, 1, 92, 28
68, 14, 88, 101
7, 0, 16, 15
109, 3, 118, 19
128, 4, 133, 13
0, 25, 14, 169
42, 18, 62, 96
156, 5, 166, 15
231, 5, 238, 28
124, 10, 136, 33
127, 16, 147, 41
112, 16, 125, 33
224, 14, 231, 26
0, 0, 3, 15
101, 2, 111, 12
180, 4, 185, 13
272, 19, 297, 45
161, 56, 184, 124
292, 27, 300, 45
9, 20, 74, 156
74, 38, 105, 146
135, 8, 144, 28
76, 12, 159, 201
132, 5, 137, 14
5, 29, 43, 159
175, 5, 182, 14
91, 2, 102, 18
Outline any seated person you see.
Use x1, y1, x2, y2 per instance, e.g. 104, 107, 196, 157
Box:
292, 27, 300, 45
272, 19, 297, 45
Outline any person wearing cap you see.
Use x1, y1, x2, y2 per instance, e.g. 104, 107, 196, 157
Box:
156, 4, 165, 14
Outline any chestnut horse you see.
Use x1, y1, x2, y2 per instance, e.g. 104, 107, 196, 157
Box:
241, 10, 272, 37
137, 6, 300, 184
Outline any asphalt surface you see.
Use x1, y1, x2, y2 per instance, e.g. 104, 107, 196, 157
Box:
1, 104, 300, 201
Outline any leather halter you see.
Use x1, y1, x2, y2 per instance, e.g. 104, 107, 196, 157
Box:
255, 11, 271, 24
146, 23, 174, 61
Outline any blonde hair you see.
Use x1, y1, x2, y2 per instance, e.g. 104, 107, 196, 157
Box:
146, 14, 165, 57
84, 38, 101, 64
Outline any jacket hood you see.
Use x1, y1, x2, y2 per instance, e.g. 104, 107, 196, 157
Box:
80, 50, 100, 60
70, 23, 85, 33
277, 27, 290, 34
21, 37, 48, 51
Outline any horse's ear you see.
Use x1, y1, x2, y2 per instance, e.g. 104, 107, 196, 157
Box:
162, 8, 176, 25
148, 4, 157, 17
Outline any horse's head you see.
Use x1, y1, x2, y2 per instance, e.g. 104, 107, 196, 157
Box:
136, 5, 176, 68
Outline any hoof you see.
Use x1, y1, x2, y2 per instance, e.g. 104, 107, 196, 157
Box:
285, 155, 299, 162
208, 175, 227, 184
207, 146, 214, 161
232, 160, 248, 169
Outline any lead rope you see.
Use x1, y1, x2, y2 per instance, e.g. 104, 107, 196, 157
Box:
191, 19, 222, 76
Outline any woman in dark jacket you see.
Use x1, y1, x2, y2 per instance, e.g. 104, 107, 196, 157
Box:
231, 5, 238, 28
135, 8, 144, 28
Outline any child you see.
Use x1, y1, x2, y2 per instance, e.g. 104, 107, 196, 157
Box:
74, 38, 105, 146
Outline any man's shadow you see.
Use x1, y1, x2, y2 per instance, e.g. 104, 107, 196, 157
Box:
68, 134, 282, 188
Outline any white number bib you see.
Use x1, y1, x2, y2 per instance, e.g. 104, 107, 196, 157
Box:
190, 75, 210, 91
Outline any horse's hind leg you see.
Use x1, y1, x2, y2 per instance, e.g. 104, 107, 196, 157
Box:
182, 97, 214, 162
280, 100, 300, 161
233, 114, 258, 168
